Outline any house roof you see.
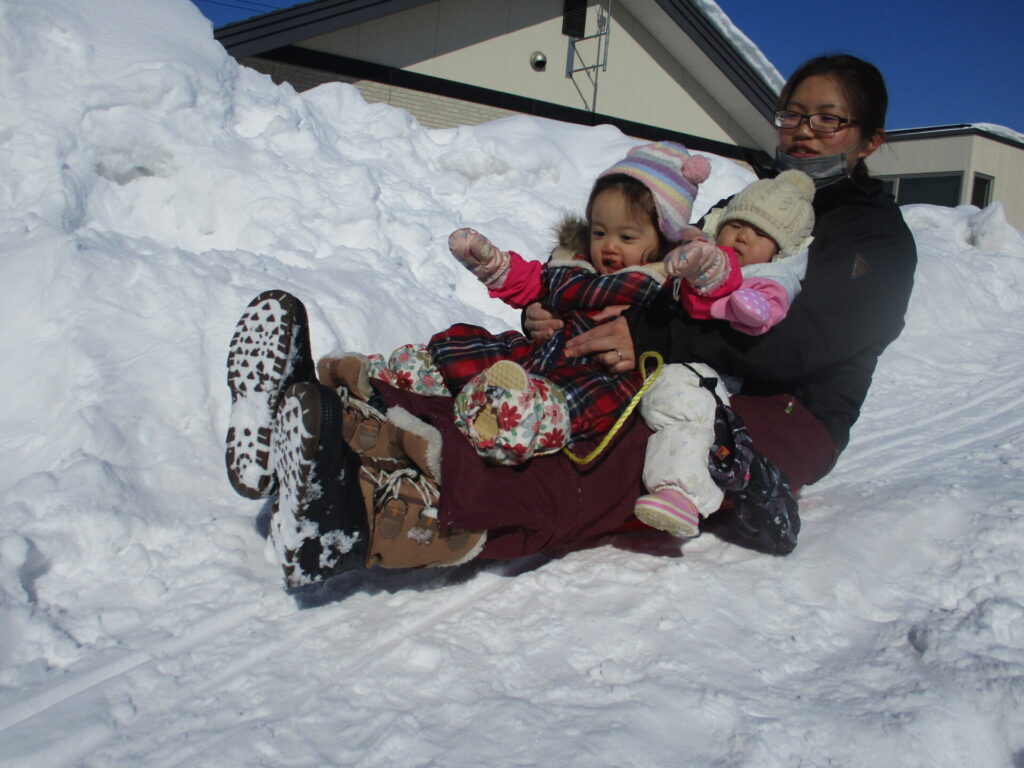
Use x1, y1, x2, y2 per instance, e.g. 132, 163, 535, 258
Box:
886, 124, 1024, 151
215, 0, 437, 59
214, 0, 781, 121
628, 0, 778, 119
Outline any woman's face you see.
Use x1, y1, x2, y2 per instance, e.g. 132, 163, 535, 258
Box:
777, 74, 878, 172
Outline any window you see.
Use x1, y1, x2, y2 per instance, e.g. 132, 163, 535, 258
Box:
897, 175, 962, 206
971, 174, 993, 208
894, 174, 962, 207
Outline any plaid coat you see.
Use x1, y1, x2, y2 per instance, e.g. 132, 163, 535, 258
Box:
428, 255, 667, 440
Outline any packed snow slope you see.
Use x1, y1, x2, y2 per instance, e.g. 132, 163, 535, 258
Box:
1, 1, 1023, 766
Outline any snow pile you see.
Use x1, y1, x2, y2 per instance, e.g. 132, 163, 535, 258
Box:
1, 1, 1023, 766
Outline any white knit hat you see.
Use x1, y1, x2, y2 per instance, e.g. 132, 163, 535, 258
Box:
716, 170, 815, 258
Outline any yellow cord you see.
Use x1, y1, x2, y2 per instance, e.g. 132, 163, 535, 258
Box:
562, 351, 664, 466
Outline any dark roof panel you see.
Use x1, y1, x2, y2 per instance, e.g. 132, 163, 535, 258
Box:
650, 0, 777, 117
216, 0, 436, 58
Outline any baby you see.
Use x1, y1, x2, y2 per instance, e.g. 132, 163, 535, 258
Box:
635, 169, 815, 537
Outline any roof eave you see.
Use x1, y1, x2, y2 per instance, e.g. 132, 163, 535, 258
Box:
642, 0, 778, 117
215, 0, 436, 59
887, 124, 1024, 150
215, 0, 781, 151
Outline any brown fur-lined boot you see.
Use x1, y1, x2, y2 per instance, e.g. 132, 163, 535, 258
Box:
317, 352, 378, 402
319, 352, 487, 569
317, 352, 419, 473
358, 464, 486, 569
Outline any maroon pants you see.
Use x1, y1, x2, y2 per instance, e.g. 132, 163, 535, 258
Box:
378, 383, 837, 560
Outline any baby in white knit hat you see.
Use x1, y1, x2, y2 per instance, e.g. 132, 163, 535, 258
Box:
665, 168, 816, 336
635, 169, 817, 539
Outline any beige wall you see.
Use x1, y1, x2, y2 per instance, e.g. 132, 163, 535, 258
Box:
867, 133, 1024, 230
242, 56, 518, 129
867, 135, 973, 177
968, 138, 1024, 230
296, 0, 762, 148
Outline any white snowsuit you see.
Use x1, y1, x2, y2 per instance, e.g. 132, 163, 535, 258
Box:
641, 255, 806, 517
641, 362, 731, 516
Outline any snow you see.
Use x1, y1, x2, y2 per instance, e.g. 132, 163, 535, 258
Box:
1, 0, 1023, 765
974, 122, 1024, 146
693, 0, 785, 92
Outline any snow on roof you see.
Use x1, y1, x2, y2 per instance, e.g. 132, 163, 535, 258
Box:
973, 122, 1024, 145
690, 0, 785, 92
887, 123, 1024, 149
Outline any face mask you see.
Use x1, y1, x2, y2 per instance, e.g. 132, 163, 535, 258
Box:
773, 150, 850, 186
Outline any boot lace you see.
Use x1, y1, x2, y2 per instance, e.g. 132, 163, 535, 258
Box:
363, 466, 440, 520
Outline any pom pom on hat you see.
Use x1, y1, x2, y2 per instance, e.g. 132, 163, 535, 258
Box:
717, 169, 816, 259
775, 169, 816, 201
598, 141, 710, 243
681, 154, 711, 185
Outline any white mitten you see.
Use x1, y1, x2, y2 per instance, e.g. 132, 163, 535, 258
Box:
448, 228, 512, 288
664, 239, 729, 291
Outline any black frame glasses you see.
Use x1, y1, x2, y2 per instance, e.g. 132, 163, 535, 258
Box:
773, 110, 858, 135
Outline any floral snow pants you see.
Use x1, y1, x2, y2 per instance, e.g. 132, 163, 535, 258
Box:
362, 342, 572, 465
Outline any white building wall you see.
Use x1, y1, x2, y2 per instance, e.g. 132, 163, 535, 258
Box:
867, 133, 1024, 230
297, 0, 760, 148
867, 135, 973, 178
967, 138, 1024, 229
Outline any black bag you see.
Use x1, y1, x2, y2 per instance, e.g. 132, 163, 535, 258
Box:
708, 400, 755, 492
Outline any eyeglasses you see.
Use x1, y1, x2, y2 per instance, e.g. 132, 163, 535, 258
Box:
773, 110, 858, 135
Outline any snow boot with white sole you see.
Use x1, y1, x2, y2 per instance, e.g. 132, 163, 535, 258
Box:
226, 290, 314, 499
270, 381, 369, 588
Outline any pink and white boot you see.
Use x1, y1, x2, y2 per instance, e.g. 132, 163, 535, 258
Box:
454, 360, 571, 465
634, 487, 702, 539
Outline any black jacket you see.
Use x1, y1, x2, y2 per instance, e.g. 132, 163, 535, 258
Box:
631, 176, 917, 451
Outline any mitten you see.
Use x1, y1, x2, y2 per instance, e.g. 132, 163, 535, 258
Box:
448, 228, 512, 288
728, 287, 772, 327
664, 239, 730, 292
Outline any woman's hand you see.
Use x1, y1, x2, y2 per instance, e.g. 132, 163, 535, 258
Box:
523, 302, 564, 341
564, 308, 636, 373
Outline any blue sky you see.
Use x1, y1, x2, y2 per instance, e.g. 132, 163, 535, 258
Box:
192, 0, 1024, 132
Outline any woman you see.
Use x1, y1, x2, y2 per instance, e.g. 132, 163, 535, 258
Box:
227, 55, 917, 587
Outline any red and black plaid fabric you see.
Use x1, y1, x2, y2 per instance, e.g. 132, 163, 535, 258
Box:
428, 263, 665, 440
545, 264, 663, 318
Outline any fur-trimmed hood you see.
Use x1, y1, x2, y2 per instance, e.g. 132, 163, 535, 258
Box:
549, 213, 590, 262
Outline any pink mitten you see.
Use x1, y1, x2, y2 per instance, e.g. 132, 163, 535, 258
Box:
448, 228, 512, 287
728, 287, 772, 326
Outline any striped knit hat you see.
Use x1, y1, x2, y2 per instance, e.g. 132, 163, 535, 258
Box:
598, 141, 711, 243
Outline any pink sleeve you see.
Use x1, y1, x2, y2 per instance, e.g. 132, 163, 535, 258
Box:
487, 251, 544, 308
709, 277, 792, 335
679, 246, 743, 319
